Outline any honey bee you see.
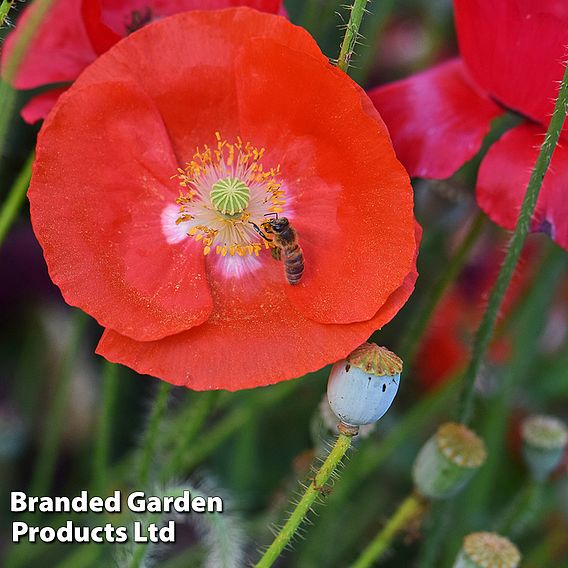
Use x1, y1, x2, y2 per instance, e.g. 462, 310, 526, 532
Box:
250, 215, 304, 285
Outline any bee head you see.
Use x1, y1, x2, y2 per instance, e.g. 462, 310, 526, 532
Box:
269, 217, 289, 234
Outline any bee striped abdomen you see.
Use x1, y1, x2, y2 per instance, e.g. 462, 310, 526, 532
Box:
283, 243, 304, 285
273, 223, 304, 285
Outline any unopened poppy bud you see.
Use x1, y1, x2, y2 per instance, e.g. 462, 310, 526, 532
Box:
453, 532, 520, 568
413, 422, 486, 499
327, 343, 402, 429
521, 414, 568, 481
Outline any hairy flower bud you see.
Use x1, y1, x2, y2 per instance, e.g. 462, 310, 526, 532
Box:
521, 414, 568, 481
327, 343, 402, 428
453, 532, 520, 568
413, 422, 486, 499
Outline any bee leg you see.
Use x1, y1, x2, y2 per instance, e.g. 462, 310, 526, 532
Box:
249, 221, 272, 242
271, 247, 282, 261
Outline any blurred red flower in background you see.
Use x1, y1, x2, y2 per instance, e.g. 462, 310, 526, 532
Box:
369, 0, 568, 251
28, 9, 418, 391
416, 233, 539, 389
1, 0, 285, 123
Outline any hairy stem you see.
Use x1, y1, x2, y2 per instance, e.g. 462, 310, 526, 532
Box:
0, 153, 33, 249
159, 390, 220, 482
457, 60, 568, 425
0, 0, 14, 26
138, 382, 172, 486
337, 0, 369, 73
350, 493, 427, 568
254, 432, 354, 568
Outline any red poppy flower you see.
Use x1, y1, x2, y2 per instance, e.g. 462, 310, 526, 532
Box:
28, 9, 418, 391
368, 0, 568, 251
1, 0, 285, 123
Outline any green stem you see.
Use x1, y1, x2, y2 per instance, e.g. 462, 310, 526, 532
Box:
416, 500, 453, 568
138, 382, 172, 486
178, 380, 299, 474
0, 153, 33, 249
0, 0, 14, 26
457, 60, 568, 425
254, 432, 354, 568
29, 310, 88, 496
0, 0, 54, 165
399, 211, 486, 365
350, 493, 427, 568
337, 0, 369, 73
297, 373, 461, 565
159, 390, 219, 482
458, 244, 565, 531
92, 362, 120, 495
495, 481, 542, 537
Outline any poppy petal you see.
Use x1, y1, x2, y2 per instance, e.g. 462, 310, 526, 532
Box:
454, 0, 568, 127
21, 88, 69, 124
476, 122, 568, 250
2, 0, 286, 119
1, 0, 95, 89
29, 81, 213, 340
96, 260, 419, 391
368, 58, 504, 179
71, 8, 320, 162
235, 38, 417, 324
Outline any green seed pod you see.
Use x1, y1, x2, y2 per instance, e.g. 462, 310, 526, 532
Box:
210, 176, 250, 215
327, 343, 402, 429
453, 532, 520, 568
412, 422, 487, 499
521, 414, 568, 481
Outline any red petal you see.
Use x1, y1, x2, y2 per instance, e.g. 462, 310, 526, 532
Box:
29, 81, 213, 340
476, 122, 568, 250
82, 0, 122, 55
20, 88, 69, 124
235, 38, 417, 324
72, 9, 319, 161
455, 0, 568, 128
2, 0, 285, 117
98, 0, 285, 34
97, 257, 419, 391
1, 0, 96, 89
368, 58, 504, 179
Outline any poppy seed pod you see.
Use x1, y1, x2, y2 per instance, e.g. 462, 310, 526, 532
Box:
521, 414, 568, 481
453, 532, 521, 568
412, 422, 486, 499
327, 343, 402, 428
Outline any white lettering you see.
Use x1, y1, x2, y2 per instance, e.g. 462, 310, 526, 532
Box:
12, 522, 28, 542
11, 492, 27, 513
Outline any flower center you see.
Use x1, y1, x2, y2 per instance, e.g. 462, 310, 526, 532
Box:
174, 132, 285, 257
210, 177, 251, 217
126, 8, 154, 34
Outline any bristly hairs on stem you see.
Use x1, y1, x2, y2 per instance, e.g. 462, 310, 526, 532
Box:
0, 0, 15, 29
419, 57, 568, 568
116, 477, 245, 568
457, 57, 568, 426
336, 0, 371, 73
253, 432, 354, 568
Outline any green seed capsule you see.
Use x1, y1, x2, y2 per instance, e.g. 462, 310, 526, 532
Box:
453, 532, 520, 568
412, 422, 486, 499
521, 414, 568, 481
